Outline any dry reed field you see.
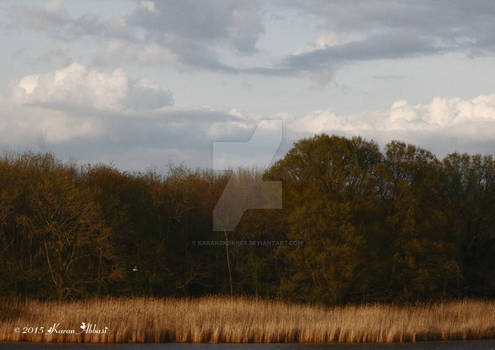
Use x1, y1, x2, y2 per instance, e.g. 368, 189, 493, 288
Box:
0, 297, 494, 344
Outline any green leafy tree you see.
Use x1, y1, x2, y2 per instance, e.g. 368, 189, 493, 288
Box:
268, 135, 365, 304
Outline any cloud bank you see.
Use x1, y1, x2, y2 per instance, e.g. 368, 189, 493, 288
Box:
289, 94, 495, 155
2, 61, 495, 170
9, 0, 495, 80
2, 1, 495, 169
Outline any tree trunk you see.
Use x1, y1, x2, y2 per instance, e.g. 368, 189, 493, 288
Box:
224, 230, 233, 297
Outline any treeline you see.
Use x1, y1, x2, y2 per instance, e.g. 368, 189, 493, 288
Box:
0, 134, 494, 303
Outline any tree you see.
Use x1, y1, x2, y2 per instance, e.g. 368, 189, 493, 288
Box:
18, 161, 116, 300
384, 142, 461, 300
267, 135, 365, 304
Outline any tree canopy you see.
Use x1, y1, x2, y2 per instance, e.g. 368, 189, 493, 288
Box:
1, 135, 495, 303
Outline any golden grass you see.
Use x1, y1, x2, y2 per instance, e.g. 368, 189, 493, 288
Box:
0, 297, 494, 344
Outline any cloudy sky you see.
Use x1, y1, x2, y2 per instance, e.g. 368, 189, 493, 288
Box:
2, 0, 495, 171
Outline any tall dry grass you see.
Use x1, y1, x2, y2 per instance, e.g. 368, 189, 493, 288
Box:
0, 297, 494, 344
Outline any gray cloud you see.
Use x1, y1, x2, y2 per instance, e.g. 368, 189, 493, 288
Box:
9, 0, 264, 73
282, 0, 495, 38
274, 0, 495, 77
11, 0, 495, 80
128, 0, 263, 53
276, 31, 445, 83
2, 61, 259, 170
4, 65, 495, 171
12, 0, 68, 36
126, 0, 266, 73
0, 105, 259, 171
4, 0, 495, 171
126, 0, 495, 77
10, 0, 135, 42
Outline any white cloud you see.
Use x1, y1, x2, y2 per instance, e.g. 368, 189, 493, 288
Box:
43, 0, 63, 13
1, 67, 253, 168
11, 62, 173, 112
0, 103, 102, 145
289, 109, 370, 134
285, 94, 495, 155
3, 63, 495, 170
139, 1, 158, 13
389, 100, 423, 129
288, 94, 495, 133
293, 32, 364, 55
387, 95, 495, 131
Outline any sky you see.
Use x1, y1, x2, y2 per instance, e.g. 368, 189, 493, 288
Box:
2, 0, 495, 171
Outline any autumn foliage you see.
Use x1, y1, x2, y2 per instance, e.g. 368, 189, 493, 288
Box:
1, 134, 495, 303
